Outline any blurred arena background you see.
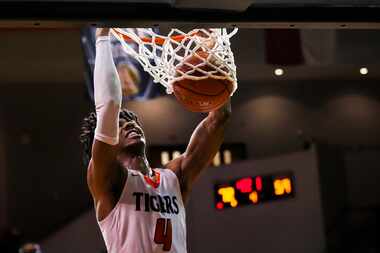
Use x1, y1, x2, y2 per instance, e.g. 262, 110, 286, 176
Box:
0, 0, 380, 253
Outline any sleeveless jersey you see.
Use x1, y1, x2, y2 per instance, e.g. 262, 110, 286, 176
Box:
98, 168, 187, 253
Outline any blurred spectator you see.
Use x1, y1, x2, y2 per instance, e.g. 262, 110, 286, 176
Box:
18, 242, 42, 253
110, 29, 140, 98
80, 27, 165, 104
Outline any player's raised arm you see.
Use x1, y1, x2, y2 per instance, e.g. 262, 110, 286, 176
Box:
167, 100, 231, 201
87, 28, 123, 213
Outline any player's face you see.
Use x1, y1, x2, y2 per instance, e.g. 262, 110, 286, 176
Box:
118, 118, 146, 150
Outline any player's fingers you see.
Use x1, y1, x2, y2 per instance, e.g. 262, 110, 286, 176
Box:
96, 28, 110, 38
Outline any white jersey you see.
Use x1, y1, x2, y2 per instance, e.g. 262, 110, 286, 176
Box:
98, 168, 187, 253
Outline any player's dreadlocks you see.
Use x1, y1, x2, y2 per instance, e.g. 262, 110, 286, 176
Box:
80, 108, 140, 167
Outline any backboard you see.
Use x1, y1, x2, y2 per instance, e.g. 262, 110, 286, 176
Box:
0, 0, 380, 29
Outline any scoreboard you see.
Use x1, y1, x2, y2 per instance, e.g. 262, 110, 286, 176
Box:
214, 172, 295, 210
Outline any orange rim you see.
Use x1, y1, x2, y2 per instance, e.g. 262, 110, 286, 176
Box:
111, 28, 197, 46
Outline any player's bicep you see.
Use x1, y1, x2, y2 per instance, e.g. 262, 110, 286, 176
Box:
92, 139, 118, 167
88, 139, 118, 194
164, 126, 224, 202
183, 123, 224, 171
181, 119, 225, 186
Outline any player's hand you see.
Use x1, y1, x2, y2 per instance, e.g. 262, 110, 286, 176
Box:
96, 28, 110, 39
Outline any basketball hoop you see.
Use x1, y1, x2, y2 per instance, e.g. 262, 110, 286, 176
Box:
110, 28, 238, 95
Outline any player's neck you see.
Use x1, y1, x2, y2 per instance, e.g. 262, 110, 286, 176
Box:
118, 153, 152, 176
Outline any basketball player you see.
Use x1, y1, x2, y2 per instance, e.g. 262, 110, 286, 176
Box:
80, 28, 231, 253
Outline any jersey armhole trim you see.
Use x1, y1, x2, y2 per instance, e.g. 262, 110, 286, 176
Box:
163, 168, 186, 206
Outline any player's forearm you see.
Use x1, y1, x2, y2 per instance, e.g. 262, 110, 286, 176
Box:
94, 34, 122, 145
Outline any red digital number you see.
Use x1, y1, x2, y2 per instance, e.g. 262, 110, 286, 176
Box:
154, 218, 172, 251
236, 177, 253, 193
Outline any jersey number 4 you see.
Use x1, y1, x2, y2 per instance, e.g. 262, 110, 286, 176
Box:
154, 218, 172, 251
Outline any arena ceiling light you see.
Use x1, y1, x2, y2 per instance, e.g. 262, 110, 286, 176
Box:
274, 68, 284, 76
360, 67, 368, 75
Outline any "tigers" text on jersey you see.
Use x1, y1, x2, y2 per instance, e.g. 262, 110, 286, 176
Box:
132, 192, 179, 214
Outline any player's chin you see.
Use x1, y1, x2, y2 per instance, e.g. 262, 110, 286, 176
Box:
123, 137, 146, 148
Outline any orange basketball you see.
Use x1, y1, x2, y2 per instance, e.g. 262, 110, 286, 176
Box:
172, 51, 234, 112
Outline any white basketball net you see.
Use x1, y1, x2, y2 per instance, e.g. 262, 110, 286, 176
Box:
110, 28, 238, 95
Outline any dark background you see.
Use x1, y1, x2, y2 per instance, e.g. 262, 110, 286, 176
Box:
0, 4, 380, 251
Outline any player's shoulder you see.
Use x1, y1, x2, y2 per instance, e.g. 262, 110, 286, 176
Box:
161, 156, 182, 176
156, 167, 175, 176
155, 168, 179, 182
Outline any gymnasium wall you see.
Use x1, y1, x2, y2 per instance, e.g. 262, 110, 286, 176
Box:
127, 81, 380, 158
344, 149, 380, 208
0, 83, 93, 240
0, 109, 7, 231
339, 149, 380, 250
186, 149, 325, 253
41, 211, 105, 253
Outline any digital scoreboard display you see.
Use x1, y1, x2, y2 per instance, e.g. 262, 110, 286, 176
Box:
214, 172, 295, 210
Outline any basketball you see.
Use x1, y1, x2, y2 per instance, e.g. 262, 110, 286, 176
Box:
172, 51, 234, 112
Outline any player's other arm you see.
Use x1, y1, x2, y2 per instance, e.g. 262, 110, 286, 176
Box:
87, 28, 123, 220
167, 100, 231, 201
